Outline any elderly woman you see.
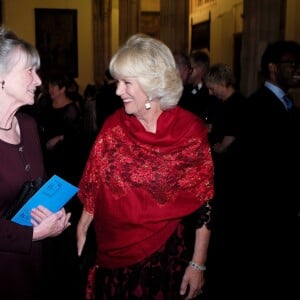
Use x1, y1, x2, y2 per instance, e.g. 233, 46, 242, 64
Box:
77, 34, 214, 300
0, 26, 71, 300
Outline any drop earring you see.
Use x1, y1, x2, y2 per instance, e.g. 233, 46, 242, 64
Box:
1, 80, 5, 90
145, 96, 152, 110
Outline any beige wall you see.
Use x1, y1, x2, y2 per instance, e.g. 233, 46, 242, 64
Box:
286, 0, 300, 101
111, 0, 119, 56
2, 0, 93, 93
2, 0, 299, 94
285, 0, 300, 42
190, 0, 243, 66
141, 0, 160, 11
191, 0, 300, 68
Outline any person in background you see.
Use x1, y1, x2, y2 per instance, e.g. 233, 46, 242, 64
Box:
68, 77, 85, 112
76, 33, 214, 300
38, 73, 85, 300
39, 73, 83, 184
239, 40, 300, 299
178, 49, 220, 129
0, 26, 71, 300
173, 51, 193, 86
202, 63, 245, 299
79, 83, 99, 164
82, 83, 98, 135
205, 63, 245, 154
174, 51, 195, 110
95, 68, 123, 130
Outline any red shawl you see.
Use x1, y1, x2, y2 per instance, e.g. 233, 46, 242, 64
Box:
78, 106, 214, 268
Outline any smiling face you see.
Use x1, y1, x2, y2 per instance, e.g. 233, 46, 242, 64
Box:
116, 77, 148, 117
274, 53, 300, 89
2, 49, 41, 107
48, 83, 65, 101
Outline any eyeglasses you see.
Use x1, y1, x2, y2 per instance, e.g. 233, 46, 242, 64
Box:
277, 61, 299, 67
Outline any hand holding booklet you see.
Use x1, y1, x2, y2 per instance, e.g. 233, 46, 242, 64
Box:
11, 175, 79, 226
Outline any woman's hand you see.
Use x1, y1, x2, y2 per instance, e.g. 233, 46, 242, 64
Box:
31, 206, 71, 241
180, 224, 210, 299
180, 265, 205, 299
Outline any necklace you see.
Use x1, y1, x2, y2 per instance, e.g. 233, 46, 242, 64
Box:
0, 122, 13, 131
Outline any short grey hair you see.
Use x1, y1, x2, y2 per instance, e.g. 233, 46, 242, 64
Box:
0, 26, 40, 76
109, 33, 183, 110
204, 63, 236, 87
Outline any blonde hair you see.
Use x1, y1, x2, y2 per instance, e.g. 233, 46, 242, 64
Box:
109, 33, 183, 110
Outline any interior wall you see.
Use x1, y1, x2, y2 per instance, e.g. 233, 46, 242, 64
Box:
285, 0, 300, 42
190, 0, 243, 67
286, 0, 300, 102
111, 0, 119, 56
2, 0, 299, 95
2, 0, 93, 93
141, 0, 159, 11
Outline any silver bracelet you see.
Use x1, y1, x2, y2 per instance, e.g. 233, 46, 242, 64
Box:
189, 261, 206, 271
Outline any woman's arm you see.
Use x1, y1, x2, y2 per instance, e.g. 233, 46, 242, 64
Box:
180, 202, 212, 299
213, 135, 236, 153
77, 209, 94, 256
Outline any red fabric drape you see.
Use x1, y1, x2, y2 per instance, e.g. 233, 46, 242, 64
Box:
78, 107, 214, 267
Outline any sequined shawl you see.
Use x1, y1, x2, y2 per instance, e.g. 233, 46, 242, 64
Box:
78, 106, 214, 267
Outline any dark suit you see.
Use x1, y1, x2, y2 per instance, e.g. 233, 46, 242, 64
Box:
178, 84, 220, 123
237, 86, 300, 298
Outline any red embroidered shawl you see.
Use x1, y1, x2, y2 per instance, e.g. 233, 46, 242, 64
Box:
78, 106, 214, 267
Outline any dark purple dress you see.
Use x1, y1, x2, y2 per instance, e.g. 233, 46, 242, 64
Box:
0, 112, 46, 300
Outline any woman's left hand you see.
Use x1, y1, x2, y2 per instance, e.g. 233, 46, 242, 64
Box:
180, 265, 205, 299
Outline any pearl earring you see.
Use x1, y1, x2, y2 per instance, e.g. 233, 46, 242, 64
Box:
145, 97, 152, 110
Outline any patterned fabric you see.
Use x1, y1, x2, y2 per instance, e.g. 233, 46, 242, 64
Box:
78, 106, 214, 268
86, 223, 203, 300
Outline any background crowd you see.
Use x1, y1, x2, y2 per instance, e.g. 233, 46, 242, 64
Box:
1, 24, 300, 300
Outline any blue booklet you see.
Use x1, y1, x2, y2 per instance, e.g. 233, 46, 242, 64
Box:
11, 175, 79, 226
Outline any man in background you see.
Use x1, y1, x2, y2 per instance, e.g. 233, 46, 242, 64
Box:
239, 40, 300, 299
178, 50, 220, 130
